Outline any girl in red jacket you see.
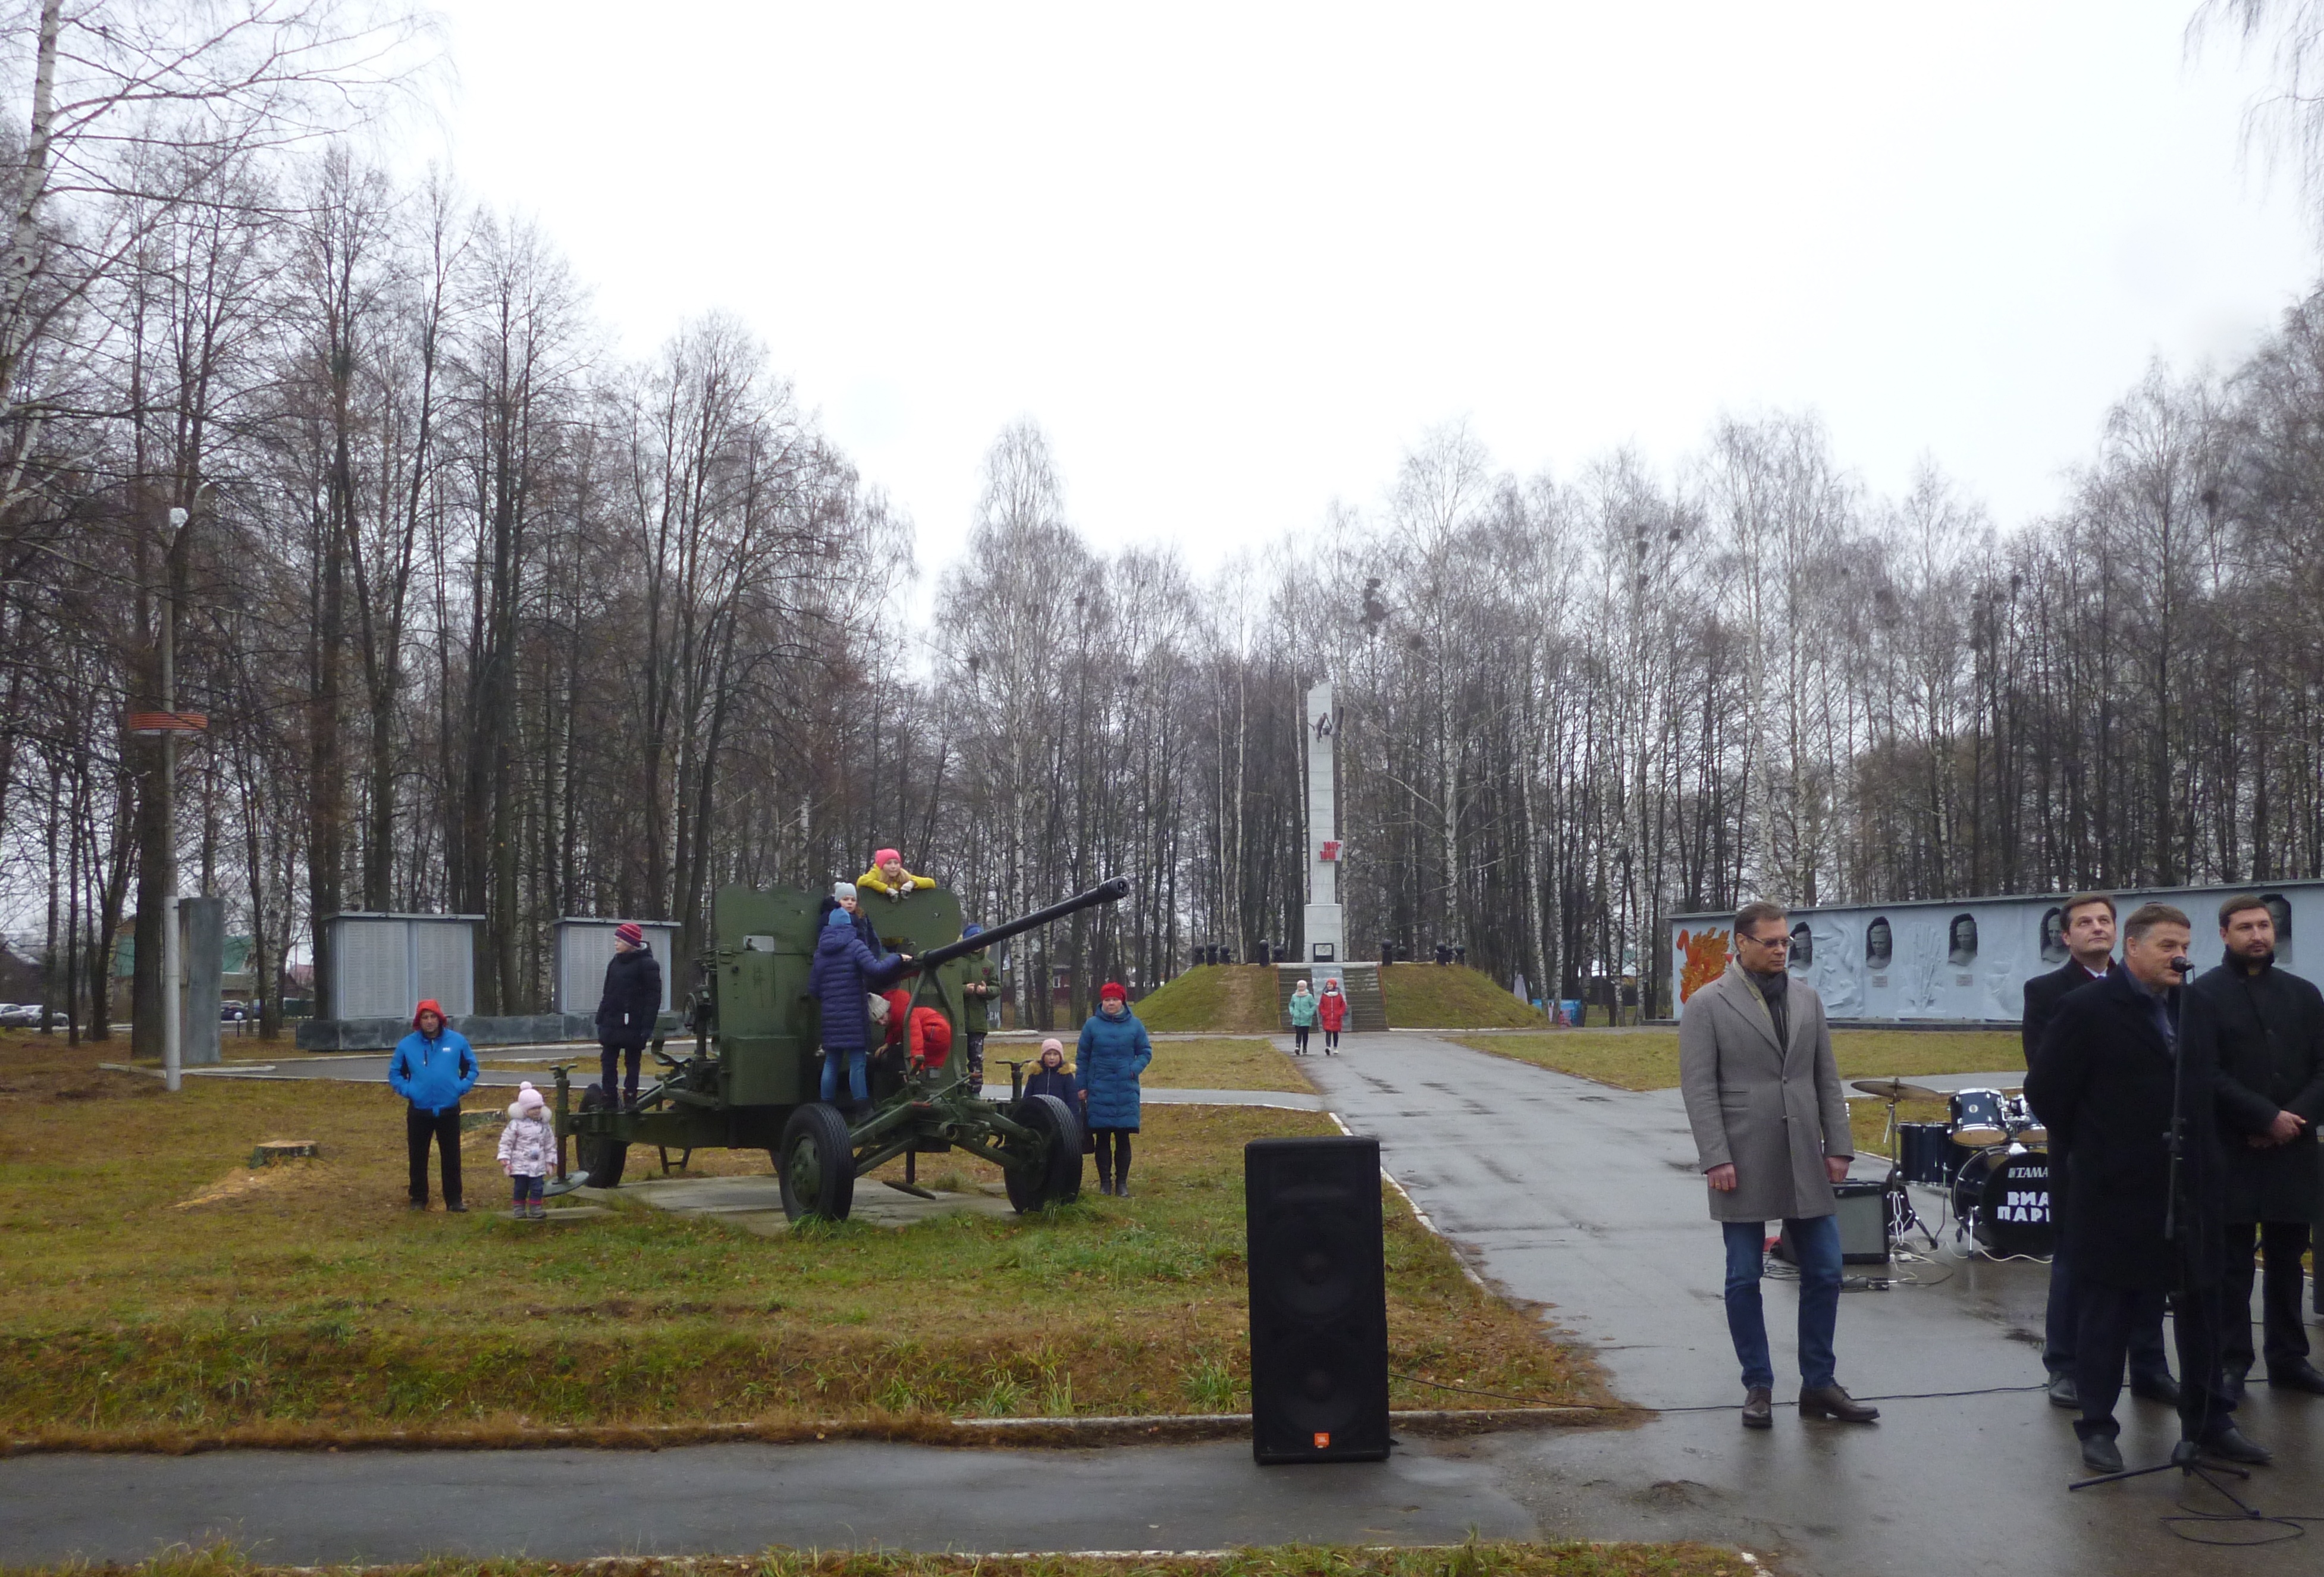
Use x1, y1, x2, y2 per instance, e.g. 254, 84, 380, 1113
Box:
1318, 978, 1347, 1053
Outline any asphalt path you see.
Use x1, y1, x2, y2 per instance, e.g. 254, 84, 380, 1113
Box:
11, 1032, 2316, 1573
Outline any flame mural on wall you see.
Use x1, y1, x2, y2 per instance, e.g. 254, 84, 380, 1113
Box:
1676, 926, 1730, 1004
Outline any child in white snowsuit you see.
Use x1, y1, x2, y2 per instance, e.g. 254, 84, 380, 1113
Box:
498, 1081, 557, 1219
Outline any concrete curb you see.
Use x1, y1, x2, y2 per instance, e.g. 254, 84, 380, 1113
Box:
0, 1406, 1616, 1459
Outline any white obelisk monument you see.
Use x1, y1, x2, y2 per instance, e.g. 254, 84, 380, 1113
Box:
1303, 681, 1344, 964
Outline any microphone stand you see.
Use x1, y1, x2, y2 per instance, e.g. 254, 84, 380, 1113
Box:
2072, 957, 2254, 1500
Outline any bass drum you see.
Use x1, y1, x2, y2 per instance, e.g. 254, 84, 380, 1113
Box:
1952, 1145, 2053, 1257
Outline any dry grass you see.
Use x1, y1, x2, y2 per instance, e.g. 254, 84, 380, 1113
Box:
1133, 967, 1281, 1033
1137, 1037, 1314, 1093
1454, 1027, 2024, 1093
0, 1542, 1748, 1577
984, 1035, 1312, 1094
0, 1033, 1593, 1449
1378, 966, 1543, 1029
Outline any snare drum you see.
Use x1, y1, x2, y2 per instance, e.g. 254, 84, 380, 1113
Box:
1948, 1087, 2009, 1148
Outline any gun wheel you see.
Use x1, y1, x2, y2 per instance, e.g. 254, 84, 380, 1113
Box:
575, 1083, 629, 1189
777, 1102, 856, 1222
1003, 1092, 1084, 1212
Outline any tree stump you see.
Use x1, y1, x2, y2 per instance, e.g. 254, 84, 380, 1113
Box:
249, 1140, 319, 1167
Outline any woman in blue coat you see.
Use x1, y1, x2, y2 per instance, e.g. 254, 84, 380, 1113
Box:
1074, 981, 1153, 1196
810, 908, 909, 1111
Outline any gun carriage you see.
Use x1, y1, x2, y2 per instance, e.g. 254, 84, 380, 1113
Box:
550, 876, 1128, 1221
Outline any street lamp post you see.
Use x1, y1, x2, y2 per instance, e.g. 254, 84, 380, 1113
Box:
161, 505, 185, 1093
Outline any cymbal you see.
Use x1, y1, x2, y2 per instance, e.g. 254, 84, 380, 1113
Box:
1851, 1077, 1945, 1101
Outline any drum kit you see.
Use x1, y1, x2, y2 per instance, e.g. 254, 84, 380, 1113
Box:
1852, 1077, 2053, 1259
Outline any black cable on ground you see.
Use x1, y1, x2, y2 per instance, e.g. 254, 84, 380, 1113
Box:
1388, 1371, 2049, 1414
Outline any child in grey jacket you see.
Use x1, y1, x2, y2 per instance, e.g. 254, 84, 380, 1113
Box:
497, 1081, 557, 1219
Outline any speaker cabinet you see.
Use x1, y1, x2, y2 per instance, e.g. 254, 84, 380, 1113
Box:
1771, 1178, 1891, 1265
1245, 1135, 1390, 1463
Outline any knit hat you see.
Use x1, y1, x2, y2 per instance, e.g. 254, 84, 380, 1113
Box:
865, 991, 891, 1023
516, 1080, 545, 1113
833, 881, 857, 901
962, 921, 984, 938
412, 998, 446, 1030
874, 847, 901, 866
614, 922, 645, 948
1099, 982, 1128, 1004
1039, 1037, 1064, 1060
825, 907, 855, 929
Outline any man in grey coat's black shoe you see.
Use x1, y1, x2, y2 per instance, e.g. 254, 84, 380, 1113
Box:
1679, 900, 1878, 1432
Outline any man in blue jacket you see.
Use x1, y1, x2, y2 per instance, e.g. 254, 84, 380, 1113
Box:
809, 908, 909, 1116
389, 998, 479, 1212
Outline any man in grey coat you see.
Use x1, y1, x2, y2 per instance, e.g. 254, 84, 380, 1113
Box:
1680, 900, 1879, 1429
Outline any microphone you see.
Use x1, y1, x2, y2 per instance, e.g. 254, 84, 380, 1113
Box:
2168, 955, 2193, 977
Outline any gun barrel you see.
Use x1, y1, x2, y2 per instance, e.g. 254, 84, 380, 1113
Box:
916, 876, 1131, 970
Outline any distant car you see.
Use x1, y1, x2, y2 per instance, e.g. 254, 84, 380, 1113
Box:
0, 1004, 44, 1027
220, 1002, 252, 1023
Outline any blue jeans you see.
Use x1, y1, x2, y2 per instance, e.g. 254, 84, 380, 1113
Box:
1723, 1217, 1840, 1390
820, 1048, 867, 1103
511, 1173, 544, 1205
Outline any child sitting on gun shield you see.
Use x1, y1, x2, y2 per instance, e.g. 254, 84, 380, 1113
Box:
856, 847, 936, 899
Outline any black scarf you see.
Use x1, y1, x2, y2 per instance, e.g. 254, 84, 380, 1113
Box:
1749, 967, 1790, 1048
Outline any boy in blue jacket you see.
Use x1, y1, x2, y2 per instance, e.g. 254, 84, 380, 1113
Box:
389, 998, 479, 1211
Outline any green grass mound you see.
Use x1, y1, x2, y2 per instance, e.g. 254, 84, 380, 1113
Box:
1380, 964, 1543, 1029
1135, 965, 1280, 1032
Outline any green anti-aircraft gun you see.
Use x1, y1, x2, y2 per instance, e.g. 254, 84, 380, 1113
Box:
548, 876, 1128, 1221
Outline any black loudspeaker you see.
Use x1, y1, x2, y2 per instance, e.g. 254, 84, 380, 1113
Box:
1245, 1135, 1390, 1463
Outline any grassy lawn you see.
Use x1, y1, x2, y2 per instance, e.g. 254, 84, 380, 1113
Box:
1138, 1036, 1313, 1093
0, 1544, 1749, 1577
1379, 965, 1543, 1030
1455, 1027, 2022, 1093
1134, 966, 1282, 1033
0, 1033, 1591, 1449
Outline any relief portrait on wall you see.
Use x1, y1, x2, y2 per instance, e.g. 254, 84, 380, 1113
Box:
2039, 907, 2067, 965
1948, 913, 1978, 967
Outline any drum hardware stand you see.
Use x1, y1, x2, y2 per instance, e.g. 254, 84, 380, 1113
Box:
2072, 955, 2243, 1494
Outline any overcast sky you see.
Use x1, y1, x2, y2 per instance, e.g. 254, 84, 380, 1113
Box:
420, 2, 2316, 566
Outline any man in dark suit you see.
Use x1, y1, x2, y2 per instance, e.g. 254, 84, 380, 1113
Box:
2027, 902, 2267, 1475
2194, 893, 2324, 1397
2022, 893, 2174, 1411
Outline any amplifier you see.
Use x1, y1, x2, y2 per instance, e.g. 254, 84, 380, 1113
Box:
1771, 1178, 1890, 1266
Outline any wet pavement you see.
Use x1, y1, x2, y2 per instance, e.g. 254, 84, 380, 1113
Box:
1301, 1032, 2324, 1576
0, 1440, 1532, 1565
